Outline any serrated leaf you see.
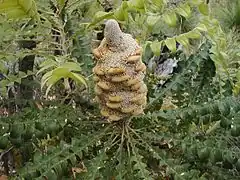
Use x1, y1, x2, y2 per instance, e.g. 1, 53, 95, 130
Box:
115, 150, 128, 180
80, 133, 112, 180
131, 154, 152, 179
44, 169, 58, 180
150, 41, 162, 56
163, 12, 177, 27
83, 151, 107, 180
165, 37, 177, 52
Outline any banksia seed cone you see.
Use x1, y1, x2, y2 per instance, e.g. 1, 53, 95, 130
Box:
92, 19, 147, 122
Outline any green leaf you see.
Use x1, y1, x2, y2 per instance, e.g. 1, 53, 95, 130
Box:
37, 64, 55, 76
11, 124, 24, 138
150, 41, 162, 56
0, 0, 38, 19
18, 71, 27, 78
83, 151, 107, 180
0, 79, 10, 87
18, 0, 32, 12
185, 29, 202, 39
176, 3, 191, 18
39, 59, 57, 68
1, 8, 26, 18
163, 12, 177, 27
57, 0, 65, 8
236, 71, 240, 80
128, 0, 145, 10
44, 169, 58, 180
165, 37, 177, 52
0, 87, 7, 97
196, 24, 208, 32
176, 34, 189, 48
114, 1, 128, 21
0, 136, 8, 149
146, 15, 160, 28
41, 70, 53, 89
37, 59, 58, 75
150, 0, 165, 9
46, 74, 63, 87
198, 3, 209, 16
59, 62, 82, 72
190, 0, 204, 6
27, 70, 34, 76
0, 0, 18, 10
52, 67, 70, 77
131, 154, 152, 179
89, 11, 114, 27
0, 61, 7, 74
115, 149, 128, 180
68, 72, 87, 87
44, 76, 61, 96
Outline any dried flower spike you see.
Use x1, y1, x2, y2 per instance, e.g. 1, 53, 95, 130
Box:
92, 19, 147, 122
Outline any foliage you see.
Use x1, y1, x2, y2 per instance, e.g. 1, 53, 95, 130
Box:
0, 0, 39, 20
1, 85, 240, 179
1, 42, 240, 179
89, 0, 234, 95
0, 0, 94, 103
210, 0, 240, 30
37, 56, 87, 97
0, 0, 240, 180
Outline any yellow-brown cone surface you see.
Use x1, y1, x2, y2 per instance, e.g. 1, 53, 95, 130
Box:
92, 19, 147, 122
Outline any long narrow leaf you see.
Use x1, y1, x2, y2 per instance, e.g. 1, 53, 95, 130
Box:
68, 72, 87, 87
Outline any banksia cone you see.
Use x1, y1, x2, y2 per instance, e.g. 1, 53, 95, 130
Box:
92, 19, 147, 122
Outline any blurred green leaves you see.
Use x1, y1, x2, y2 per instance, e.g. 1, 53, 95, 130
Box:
0, 0, 39, 20
37, 56, 87, 96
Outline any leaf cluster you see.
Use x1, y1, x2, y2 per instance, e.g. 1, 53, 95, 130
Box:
0, 1, 240, 180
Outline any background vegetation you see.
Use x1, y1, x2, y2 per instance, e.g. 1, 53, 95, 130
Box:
0, 0, 240, 179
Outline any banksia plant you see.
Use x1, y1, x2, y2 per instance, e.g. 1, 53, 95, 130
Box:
92, 19, 147, 122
